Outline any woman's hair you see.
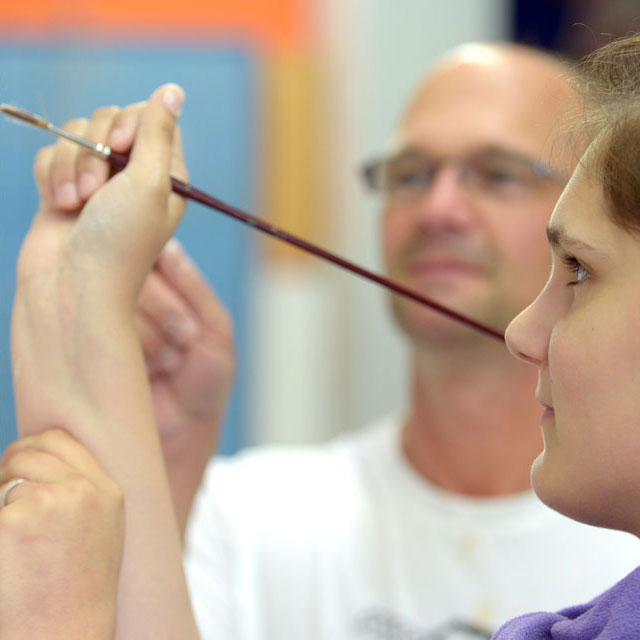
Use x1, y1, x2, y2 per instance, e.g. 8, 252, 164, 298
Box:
576, 33, 640, 233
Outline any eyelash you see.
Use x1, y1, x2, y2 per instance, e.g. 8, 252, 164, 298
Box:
561, 253, 591, 286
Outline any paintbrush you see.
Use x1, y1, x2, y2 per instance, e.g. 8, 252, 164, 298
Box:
0, 103, 504, 341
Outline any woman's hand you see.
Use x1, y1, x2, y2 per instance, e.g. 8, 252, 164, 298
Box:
10, 85, 202, 638
20, 84, 188, 309
0, 429, 124, 640
12, 84, 188, 439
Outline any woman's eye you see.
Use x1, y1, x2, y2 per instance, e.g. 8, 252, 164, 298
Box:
562, 254, 591, 286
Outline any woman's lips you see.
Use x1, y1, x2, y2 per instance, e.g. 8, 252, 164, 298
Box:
541, 406, 555, 422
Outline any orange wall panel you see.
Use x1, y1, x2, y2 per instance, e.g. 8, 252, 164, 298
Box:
0, 0, 311, 51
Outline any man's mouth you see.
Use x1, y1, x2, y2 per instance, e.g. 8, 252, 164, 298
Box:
406, 256, 484, 279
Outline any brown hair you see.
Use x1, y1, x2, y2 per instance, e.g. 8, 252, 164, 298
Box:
575, 33, 640, 233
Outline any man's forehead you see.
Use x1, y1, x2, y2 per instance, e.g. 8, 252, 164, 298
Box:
409, 61, 559, 119
398, 56, 570, 159
406, 44, 570, 117
396, 97, 540, 159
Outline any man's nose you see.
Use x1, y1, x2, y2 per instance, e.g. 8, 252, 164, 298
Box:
411, 164, 478, 232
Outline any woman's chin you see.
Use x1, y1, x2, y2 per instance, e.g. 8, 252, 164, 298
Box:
530, 452, 629, 531
529, 451, 575, 519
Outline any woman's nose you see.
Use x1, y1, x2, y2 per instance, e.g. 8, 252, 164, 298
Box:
505, 294, 550, 367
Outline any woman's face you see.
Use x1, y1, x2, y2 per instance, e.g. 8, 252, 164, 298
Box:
506, 158, 640, 535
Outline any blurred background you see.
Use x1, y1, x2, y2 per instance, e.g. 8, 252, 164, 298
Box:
1, 0, 639, 455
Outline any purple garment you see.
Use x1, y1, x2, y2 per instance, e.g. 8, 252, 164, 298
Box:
492, 565, 640, 639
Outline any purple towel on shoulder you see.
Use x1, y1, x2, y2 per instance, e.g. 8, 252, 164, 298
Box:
493, 565, 640, 639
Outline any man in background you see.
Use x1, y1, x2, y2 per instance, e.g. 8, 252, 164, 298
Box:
138, 43, 640, 638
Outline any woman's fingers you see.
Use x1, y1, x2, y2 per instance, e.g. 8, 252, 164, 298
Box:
105, 101, 145, 153
51, 118, 92, 210
0, 478, 27, 509
75, 105, 122, 200
0, 428, 111, 486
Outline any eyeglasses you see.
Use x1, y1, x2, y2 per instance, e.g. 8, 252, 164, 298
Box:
361, 147, 567, 206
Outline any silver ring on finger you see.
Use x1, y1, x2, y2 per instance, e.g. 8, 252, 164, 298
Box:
0, 478, 26, 509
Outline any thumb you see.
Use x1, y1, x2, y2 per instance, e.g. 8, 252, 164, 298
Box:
128, 83, 185, 188
62, 85, 187, 304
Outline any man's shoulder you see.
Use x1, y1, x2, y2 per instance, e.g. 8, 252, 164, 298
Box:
215, 414, 399, 476
199, 415, 401, 512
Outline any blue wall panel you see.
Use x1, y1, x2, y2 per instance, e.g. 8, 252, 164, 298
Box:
0, 44, 256, 455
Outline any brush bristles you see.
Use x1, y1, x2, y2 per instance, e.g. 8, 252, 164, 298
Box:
0, 104, 48, 129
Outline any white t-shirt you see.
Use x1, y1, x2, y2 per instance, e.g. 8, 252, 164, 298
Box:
184, 416, 640, 639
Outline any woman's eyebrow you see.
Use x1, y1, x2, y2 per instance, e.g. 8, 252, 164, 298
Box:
546, 224, 606, 255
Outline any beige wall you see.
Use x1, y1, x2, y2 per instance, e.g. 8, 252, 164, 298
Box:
249, 0, 510, 444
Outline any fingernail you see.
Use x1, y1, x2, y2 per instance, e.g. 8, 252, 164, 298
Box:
165, 237, 183, 255
56, 181, 79, 208
78, 172, 98, 199
162, 84, 185, 117
165, 312, 200, 345
163, 237, 197, 272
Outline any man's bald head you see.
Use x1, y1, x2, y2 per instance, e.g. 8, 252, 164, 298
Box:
381, 42, 577, 346
400, 43, 577, 172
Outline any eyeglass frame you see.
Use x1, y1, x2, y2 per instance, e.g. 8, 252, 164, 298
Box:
360, 145, 568, 206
